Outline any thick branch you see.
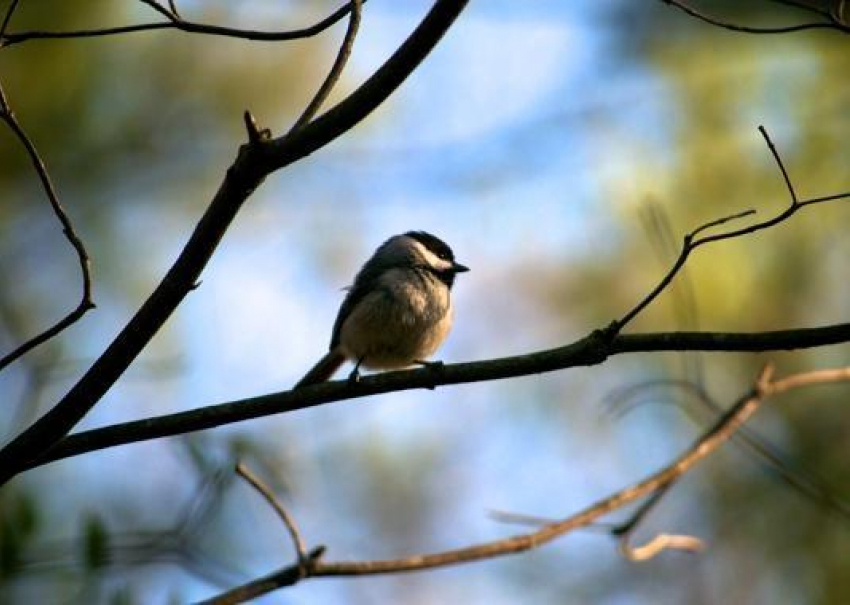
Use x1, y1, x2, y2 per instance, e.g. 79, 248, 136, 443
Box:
29, 322, 850, 469
0, 0, 471, 486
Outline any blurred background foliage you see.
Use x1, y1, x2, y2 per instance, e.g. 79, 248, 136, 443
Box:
0, 1, 848, 603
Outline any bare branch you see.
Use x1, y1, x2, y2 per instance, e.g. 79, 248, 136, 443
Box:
758, 125, 798, 204
1, 1, 369, 47
490, 489, 705, 563
604, 379, 850, 517
0, 0, 21, 40
0, 0, 471, 487
619, 532, 704, 562
769, 0, 833, 19
688, 208, 756, 239
196, 365, 850, 602
0, 82, 95, 372
615, 126, 850, 329
660, 0, 850, 34
290, 0, 363, 132
28, 321, 850, 469
167, 0, 181, 20
235, 462, 309, 568
137, 0, 176, 21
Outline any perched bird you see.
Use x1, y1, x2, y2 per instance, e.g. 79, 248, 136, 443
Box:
295, 231, 468, 388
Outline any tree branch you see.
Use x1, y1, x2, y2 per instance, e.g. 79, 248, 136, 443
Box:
614, 125, 849, 329
290, 0, 362, 132
0, 82, 95, 372
0, 0, 21, 40
0, 0, 471, 486
0, 1, 370, 47
234, 462, 309, 569
604, 379, 850, 517
27, 322, 850, 469
196, 365, 850, 603
660, 0, 850, 34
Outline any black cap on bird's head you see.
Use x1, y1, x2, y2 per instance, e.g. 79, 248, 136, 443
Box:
405, 230, 469, 277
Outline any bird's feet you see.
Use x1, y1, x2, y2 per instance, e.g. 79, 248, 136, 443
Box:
347, 357, 365, 386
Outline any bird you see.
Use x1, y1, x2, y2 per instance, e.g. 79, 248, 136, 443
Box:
295, 231, 468, 388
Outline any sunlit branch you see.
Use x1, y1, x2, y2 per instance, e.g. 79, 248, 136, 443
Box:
196, 365, 850, 603
603, 379, 850, 518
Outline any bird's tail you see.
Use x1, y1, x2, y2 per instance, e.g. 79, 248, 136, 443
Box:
294, 350, 346, 389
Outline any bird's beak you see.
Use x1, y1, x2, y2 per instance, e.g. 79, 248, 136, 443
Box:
452, 262, 469, 273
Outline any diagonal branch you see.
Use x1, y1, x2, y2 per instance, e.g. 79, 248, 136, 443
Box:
0, 0, 471, 487
167, 0, 181, 20
197, 365, 850, 603
235, 462, 309, 568
769, 0, 832, 19
0, 82, 95, 373
0, 0, 369, 47
604, 378, 850, 517
0, 0, 21, 40
137, 0, 176, 21
290, 0, 363, 132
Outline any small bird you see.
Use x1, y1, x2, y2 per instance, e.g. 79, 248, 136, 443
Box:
295, 231, 468, 388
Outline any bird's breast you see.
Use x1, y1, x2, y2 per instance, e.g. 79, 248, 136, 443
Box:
338, 269, 453, 369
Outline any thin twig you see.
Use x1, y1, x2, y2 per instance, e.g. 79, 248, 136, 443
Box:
198, 365, 850, 602
758, 125, 798, 204
770, 0, 832, 19
137, 0, 176, 21
619, 532, 704, 561
167, 0, 181, 20
610, 484, 704, 562
1, 0, 369, 47
689, 208, 756, 239
615, 126, 850, 329
603, 379, 850, 517
235, 462, 309, 566
290, 0, 363, 132
661, 0, 849, 33
0, 82, 95, 372
0, 0, 21, 41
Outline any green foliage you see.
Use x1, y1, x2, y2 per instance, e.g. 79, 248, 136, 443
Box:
0, 492, 40, 578
82, 513, 110, 570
